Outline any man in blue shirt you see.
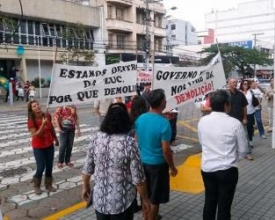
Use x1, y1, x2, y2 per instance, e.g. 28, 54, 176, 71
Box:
135, 89, 178, 220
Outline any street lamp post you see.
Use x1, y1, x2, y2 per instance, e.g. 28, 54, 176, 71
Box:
252, 32, 264, 78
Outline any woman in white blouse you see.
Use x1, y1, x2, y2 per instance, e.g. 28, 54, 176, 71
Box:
239, 79, 255, 160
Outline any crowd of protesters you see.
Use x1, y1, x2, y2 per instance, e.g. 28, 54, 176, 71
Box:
23, 77, 274, 220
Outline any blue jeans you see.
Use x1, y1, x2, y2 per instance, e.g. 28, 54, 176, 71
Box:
254, 109, 265, 136
33, 145, 54, 178
58, 127, 75, 164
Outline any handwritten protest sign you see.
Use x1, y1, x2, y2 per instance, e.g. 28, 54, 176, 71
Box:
153, 53, 226, 112
47, 61, 137, 108
137, 69, 152, 84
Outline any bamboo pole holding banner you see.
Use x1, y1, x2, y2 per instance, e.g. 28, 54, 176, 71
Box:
45, 38, 58, 112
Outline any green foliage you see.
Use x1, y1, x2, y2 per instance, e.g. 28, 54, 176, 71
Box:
60, 48, 95, 65
200, 44, 273, 77
106, 54, 120, 65
59, 22, 95, 66
31, 77, 46, 88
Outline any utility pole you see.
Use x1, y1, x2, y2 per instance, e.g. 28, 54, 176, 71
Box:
252, 32, 264, 78
145, 0, 150, 71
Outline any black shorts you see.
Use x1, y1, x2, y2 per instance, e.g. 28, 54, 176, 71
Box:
143, 162, 170, 205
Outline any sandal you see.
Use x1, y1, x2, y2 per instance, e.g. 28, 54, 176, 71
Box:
66, 162, 74, 168
57, 163, 63, 169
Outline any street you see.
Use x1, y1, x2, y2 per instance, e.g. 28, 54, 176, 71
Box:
0, 99, 271, 219
0, 102, 202, 219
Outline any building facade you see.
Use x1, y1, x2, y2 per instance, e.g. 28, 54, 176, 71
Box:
205, 0, 274, 49
0, 0, 100, 83
88, 0, 168, 70
165, 18, 198, 55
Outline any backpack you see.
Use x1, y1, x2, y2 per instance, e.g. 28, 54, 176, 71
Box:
251, 90, 259, 107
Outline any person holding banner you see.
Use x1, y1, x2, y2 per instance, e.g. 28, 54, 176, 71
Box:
94, 98, 113, 124
82, 103, 150, 220
141, 82, 151, 109
135, 89, 178, 220
54, 105, 81, 169
27, 100, 59, 195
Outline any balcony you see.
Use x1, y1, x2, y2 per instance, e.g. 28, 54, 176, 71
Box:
107, 44, 136, 50
106, 19, 133, 33
106, 0, 133, 7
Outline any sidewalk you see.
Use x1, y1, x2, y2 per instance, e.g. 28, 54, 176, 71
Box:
0, 96, 94, 113
46, 135, 275, 220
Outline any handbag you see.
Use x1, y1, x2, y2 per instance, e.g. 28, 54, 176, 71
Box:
250, 90, 259, 107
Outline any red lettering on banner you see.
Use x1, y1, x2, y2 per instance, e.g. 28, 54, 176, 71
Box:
174, 82, 213, 105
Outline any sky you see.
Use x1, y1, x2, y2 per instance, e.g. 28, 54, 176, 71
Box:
163, 0, 260, 30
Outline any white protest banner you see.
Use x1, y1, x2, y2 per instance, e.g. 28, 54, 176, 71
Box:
137, 69, 152, 84
153, 53, 226, 112
47, 61, 137, 108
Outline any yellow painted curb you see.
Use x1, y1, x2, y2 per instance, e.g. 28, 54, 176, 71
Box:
177, 135, 199, 143
42, 201, 86, 220
170, 153, 204, 194
3, 216, 9, 220
178, 120, 198, 133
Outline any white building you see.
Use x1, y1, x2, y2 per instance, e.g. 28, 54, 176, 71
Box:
205, 0, 275, 50
0, 0, 169, 83
0, 0, 100, 82
165, 18, 198, 55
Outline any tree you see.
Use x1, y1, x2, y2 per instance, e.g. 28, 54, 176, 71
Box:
59, 22, 95, 66
199, 44, 273, 78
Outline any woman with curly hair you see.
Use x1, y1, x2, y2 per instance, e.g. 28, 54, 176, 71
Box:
27, 100, 59, 195
82, 103, 150, 220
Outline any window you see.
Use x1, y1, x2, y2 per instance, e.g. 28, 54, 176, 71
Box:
116, 8, 124, 20
49, 24, 55, 36
155, 39, 162, 52
171, 35, 176, 41
108, 34, 114, 47
117, 35, 125, 49
136, 11, 145, 24
108, 5, 112, 19
41, 23, 50, 36
35, 22, 40, 35
137, 37, 145, 51
171, 24, 176, 30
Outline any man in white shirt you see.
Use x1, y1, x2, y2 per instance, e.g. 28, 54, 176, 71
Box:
198, 90, 248, 220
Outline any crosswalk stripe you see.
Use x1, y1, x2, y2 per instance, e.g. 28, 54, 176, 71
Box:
0, 112, 194, 210
0, 123, 91, 136
0, 124, 92, 140
0, 126, 98, 148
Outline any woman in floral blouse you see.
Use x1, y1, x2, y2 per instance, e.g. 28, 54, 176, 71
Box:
54, 105, 81, 168
82, 103, 150, 220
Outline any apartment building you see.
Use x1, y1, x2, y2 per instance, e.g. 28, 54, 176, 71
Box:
88, 0, 168, 69
165, 18, 198, 56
